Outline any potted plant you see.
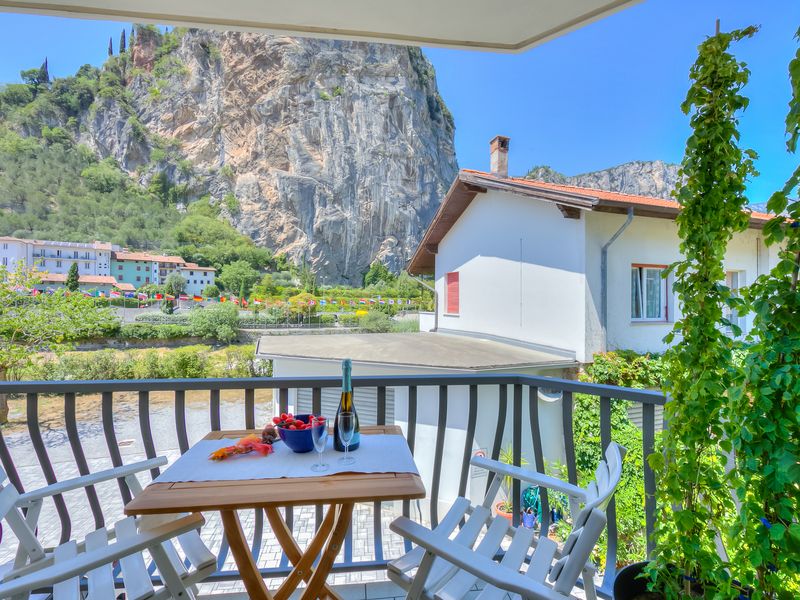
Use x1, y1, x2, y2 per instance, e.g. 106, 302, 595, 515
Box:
617, 25, 760, 600
492, 444, 527, 523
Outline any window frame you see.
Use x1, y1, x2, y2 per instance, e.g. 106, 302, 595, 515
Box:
631, 263, 668, 322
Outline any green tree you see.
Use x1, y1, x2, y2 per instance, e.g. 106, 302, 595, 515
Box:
202, 283, 220, 298
163, 272, 187, 297
0, 264, 119, 422
65, 262, 80, 292
650, 26, 758, 598
363, 260, 395, 287
218, 260, 259, 296
188, 303, 239, 343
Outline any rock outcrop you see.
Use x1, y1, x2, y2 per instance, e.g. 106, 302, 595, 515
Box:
84, 29, 458, 284
525, 160, 680, 200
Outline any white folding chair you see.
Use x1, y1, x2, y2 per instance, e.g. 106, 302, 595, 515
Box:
389, 442, 626, 600
0, 457, 217, 599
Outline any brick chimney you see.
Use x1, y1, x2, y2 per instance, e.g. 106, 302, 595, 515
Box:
490, 135, 510, 178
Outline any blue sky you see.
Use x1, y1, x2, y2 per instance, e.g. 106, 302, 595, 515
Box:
0, 0, 797, 202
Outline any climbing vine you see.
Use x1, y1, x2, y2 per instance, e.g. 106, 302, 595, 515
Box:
648, 26, 758, 598
729, 28, 800, 598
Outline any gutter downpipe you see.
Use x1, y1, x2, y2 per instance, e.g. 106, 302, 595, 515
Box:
412, 276, 438, 332
600, 207, 634, 352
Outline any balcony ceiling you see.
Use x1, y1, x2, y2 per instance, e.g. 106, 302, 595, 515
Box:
0, 0, 640, 52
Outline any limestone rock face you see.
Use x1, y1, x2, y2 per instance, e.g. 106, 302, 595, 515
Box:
526, 160, 680, 200
84, 29, 458, 284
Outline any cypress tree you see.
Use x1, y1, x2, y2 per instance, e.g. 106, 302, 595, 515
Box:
65, 262, 80, 292
39, 58, 49, 85
108, 37, 113, 57
120, 29, 126, 53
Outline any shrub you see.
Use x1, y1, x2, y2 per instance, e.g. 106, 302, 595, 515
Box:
118, 323, 190, 340
318, 313, 336, 326
159, 346, 209, 378
391, 317, 419, 332
134, 313, 189, 325
188, 303, 239, 342
338, 313, 359, 327
358, 310, 391, 333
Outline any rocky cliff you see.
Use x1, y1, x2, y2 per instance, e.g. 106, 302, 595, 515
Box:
84, 28, 458, 284
525, 160, 680, 200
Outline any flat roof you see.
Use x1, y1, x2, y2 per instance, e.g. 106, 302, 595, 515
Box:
256, 332, 576, 372
0, 0, 640, 53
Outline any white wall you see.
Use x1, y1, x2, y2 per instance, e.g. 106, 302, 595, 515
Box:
586, 211, 776, 356
418, 311, 436, 332
434, 190, 587, 360
0, 240, 28, 270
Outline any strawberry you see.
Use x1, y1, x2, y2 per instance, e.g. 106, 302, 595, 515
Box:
289, 425, 297, 430
280, 413, 288, 420
272, 416, 281, 424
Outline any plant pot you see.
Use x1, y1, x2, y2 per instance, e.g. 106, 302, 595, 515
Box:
494, 501, 513, 523
614, 562, 662, 600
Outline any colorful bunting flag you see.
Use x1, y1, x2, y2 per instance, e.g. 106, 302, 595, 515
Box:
110, 290, 121, 298
179, 294, 190, 301
193, 295, 203, 302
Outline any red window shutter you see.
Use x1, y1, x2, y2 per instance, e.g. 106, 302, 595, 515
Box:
446, 272, 459, 314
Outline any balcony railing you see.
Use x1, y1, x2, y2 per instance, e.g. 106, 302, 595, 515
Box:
0, 374, 665, 596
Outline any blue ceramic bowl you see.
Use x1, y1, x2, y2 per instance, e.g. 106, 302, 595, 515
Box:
277, 414, 326, 453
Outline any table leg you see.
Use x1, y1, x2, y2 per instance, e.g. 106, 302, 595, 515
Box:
220, 510, 273, 600
266, 505, 341, 600
301, 503, 354, 600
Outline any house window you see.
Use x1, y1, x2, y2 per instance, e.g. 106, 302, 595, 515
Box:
85, 262, 90, 269
56, 250, 61, 257
445, 272, 460, 315
145, 277, 150, 283
2, 243, 7, 250
118, 265, 123, 270
631, 265, 667, 321
2, 258, 7, 266
726, 270, 746, 333
56, 260, 62, 268
136, 276, 141, 282
136, 265, 141, 271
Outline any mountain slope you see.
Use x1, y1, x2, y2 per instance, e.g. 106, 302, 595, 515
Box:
525, 160, 680, 200
1, 27, 458, 283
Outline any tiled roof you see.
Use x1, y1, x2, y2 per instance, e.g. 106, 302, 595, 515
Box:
408, 169, 776, 274
114, 282, 136, 291
113, 251, 186, 264
181, 262, 216, 271
40, 274, 118, 285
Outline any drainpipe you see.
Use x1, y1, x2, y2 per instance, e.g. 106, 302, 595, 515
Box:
412, 276, 438, 332
600, 207, 634, 352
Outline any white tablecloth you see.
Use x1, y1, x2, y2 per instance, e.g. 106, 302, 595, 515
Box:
154, 434, 418, 483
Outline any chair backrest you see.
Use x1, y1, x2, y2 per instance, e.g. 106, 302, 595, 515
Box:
583, 442, 626, 511
545, 442, 625, 594
0, 466, 48, 564
548, 507, 607, 594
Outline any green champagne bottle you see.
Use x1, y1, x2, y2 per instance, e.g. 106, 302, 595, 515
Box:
333, 358, 360, 451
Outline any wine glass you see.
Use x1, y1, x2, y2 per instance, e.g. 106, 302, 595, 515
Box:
337, 411, 356, 466
311, 417, 329, 472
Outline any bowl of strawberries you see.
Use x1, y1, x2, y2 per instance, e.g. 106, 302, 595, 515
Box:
271, 413, 326, 453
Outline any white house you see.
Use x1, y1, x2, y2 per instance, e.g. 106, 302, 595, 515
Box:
0, 236, 117, 277
180, 263, 217, 296
408, 136, 777, 363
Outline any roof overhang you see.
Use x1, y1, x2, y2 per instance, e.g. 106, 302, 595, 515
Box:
407, 170, 599, 274
0, 0, 640, 52
407, 170, 774, 275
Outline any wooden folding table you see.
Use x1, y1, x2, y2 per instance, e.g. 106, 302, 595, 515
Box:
125, 425, 426, 600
